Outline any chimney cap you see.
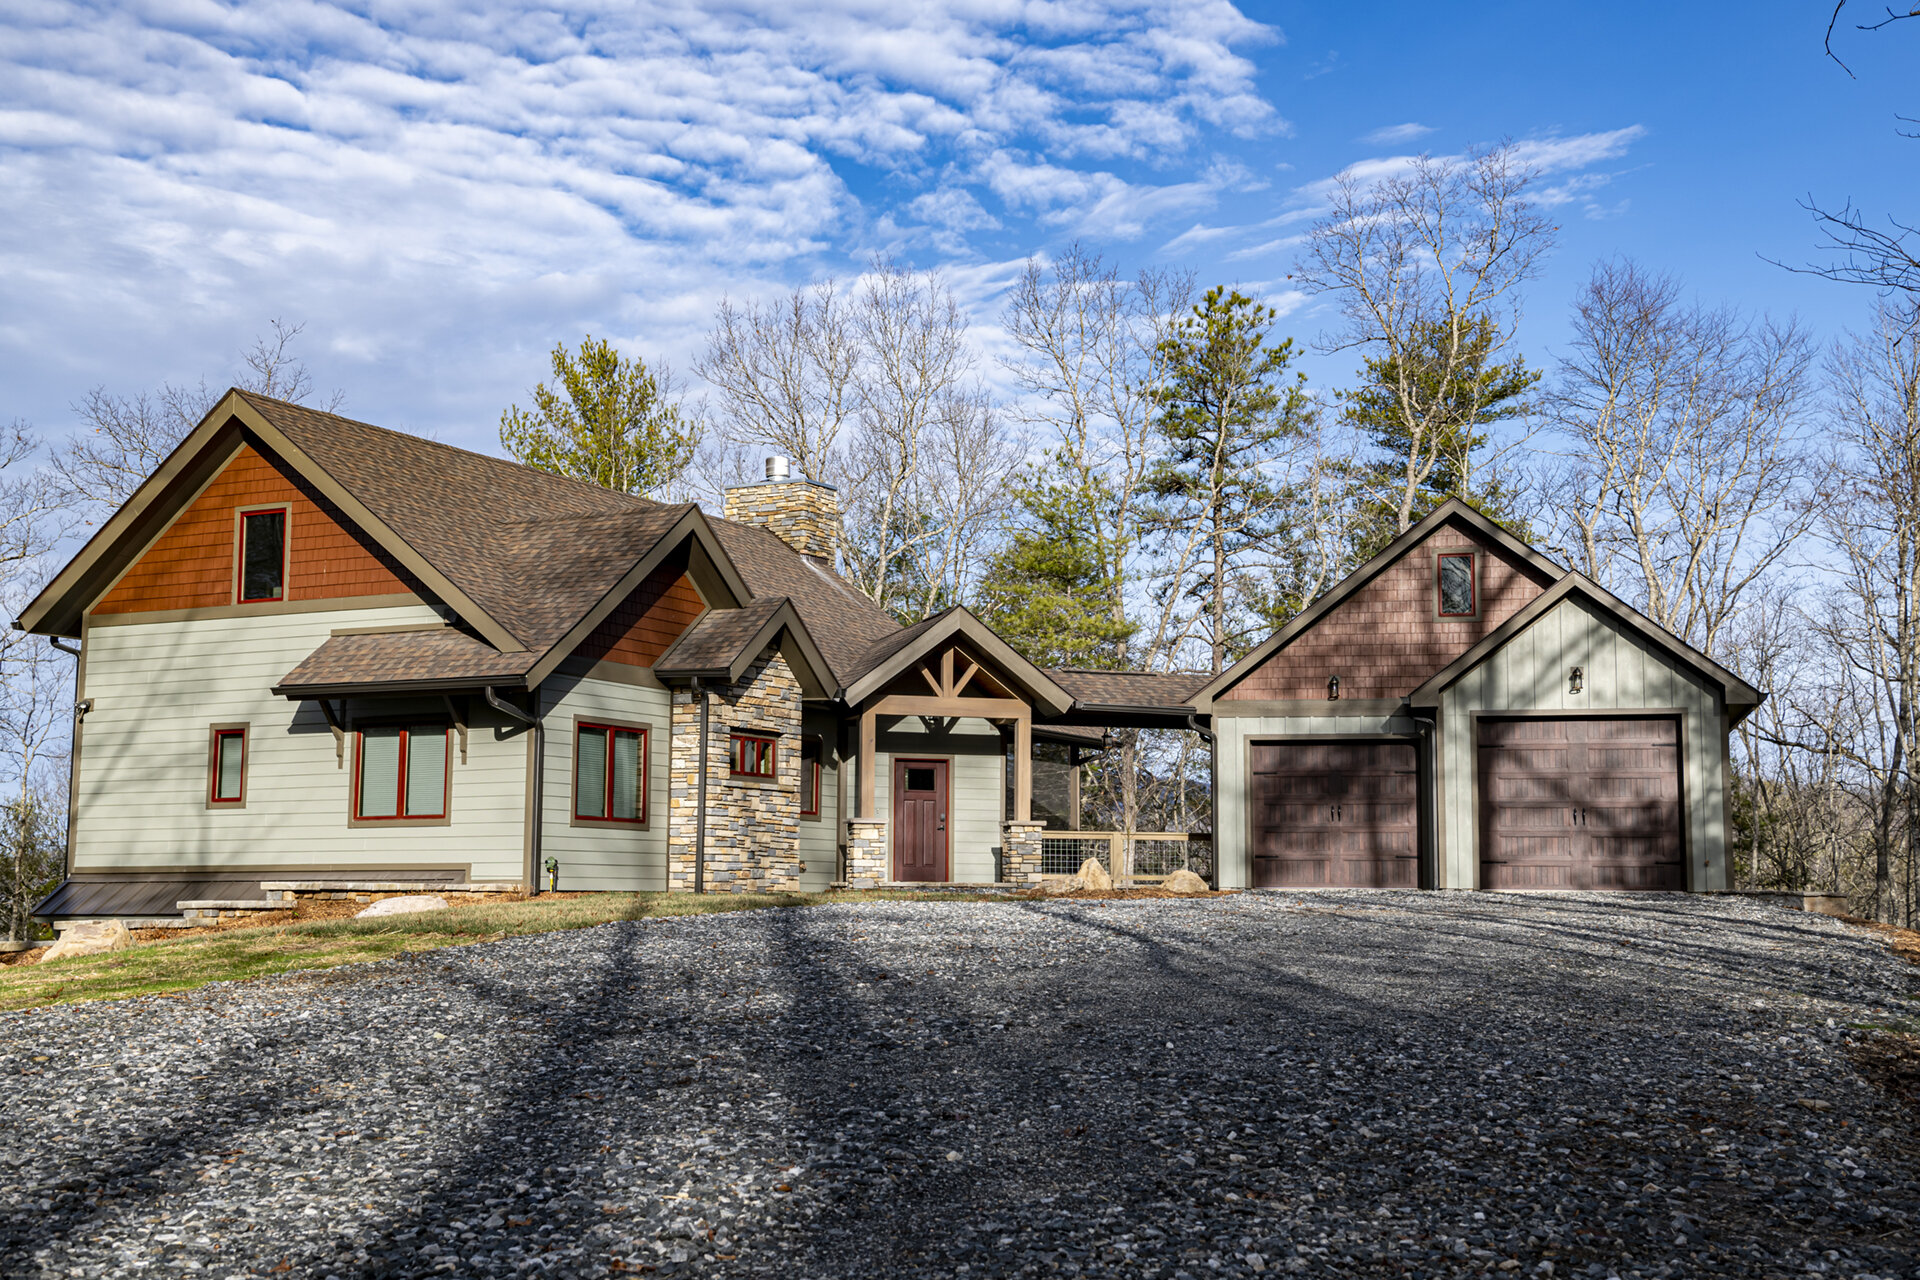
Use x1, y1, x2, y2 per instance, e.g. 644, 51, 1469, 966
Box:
765, 456, 791, 481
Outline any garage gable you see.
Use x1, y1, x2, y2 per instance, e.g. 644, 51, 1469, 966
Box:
1204, 503, 1559, 705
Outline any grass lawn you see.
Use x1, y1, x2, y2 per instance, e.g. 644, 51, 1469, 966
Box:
0, 889, 992, 1015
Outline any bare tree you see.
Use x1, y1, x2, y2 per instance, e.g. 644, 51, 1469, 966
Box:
1809, 301, 1920, 919
697, 283, 860, 483
1293, 143, 1556, 535
1544, 260, 1819, 658
0, 643, 69, 942
54, 319, 340, 513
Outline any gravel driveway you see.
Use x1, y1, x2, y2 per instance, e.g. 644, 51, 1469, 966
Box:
2, 892, 1917, 1279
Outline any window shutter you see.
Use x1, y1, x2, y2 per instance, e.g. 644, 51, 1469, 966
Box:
406, 727, 448, 817
577, 726, 608, 818
358, 728, 402, 818
611, 729, 642, 820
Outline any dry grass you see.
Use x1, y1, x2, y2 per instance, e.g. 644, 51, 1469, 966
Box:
0, 889, 994, 1014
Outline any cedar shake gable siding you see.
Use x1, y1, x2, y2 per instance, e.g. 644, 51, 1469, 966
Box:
1223, 525, 1552, 701
572, 561, 707, 669
94, 444, 419, 615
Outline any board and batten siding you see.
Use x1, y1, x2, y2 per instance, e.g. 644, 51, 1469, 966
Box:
798, 710, 840, 892
1212, 711, 1420, 891
537, 666, 672, 891
75, 605, 529, 882
1435, 594, 1729, 891
873, 716, 1004, 883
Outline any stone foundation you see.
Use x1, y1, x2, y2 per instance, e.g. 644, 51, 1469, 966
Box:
844, 819, 888, 888
1002, 821, 1045, 884
667, 645, 803, 893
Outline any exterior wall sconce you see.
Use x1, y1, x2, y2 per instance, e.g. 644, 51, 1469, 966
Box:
1327, 674, 1340, 701
1569, 666, 1584, 695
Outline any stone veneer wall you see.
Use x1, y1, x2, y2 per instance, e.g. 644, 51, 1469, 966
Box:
667, 646, 803, 892
722, 479, 841, 564
844, 819, 888, 888
1002, 821, 1045, 884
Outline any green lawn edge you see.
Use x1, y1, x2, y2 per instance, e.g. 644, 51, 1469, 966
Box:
0, 890, 998, 1015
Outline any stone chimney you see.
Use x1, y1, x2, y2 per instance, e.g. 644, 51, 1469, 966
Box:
723, 457, 841, 566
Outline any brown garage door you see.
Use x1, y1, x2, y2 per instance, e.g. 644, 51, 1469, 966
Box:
1250, 740, 1418, 888
1477, 717, 1684, 890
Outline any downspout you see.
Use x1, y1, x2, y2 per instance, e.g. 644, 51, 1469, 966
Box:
48, 637, 82, 885
485, 686, 543, 895
1186, 709, 1217, 890
693, 677, 709, 894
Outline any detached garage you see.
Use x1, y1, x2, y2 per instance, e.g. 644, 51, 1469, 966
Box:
1201, 501, 1762, 893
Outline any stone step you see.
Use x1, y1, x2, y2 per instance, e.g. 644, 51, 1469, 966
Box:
258, 881, 521, 894
175, 899, 281, 911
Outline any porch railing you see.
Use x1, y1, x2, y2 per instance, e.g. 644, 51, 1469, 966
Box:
1038, 832, 1213, 884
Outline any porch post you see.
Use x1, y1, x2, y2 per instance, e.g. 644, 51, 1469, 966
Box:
858, 704, 878, 818
1012, 711, 1032, 823
1067, 745, 1081, 831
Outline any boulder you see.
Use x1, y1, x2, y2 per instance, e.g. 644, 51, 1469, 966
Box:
1161, 868, 1209, 895
356, 894, 449, 918
1038, 876, 1085, 896
1076, 858, 1113, 891
39, 919, 132, 963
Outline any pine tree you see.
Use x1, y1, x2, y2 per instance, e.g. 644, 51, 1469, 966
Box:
500, 336, 698, 497
1146, 287, 1314, 674
1343, 314, 1537, 560
975, 463, 1136, 669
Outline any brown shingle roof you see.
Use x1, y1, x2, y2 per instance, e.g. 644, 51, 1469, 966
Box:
1045, 669, 1211, 709
712, 518, 901, 688
653, 597, 788, 675
274, 628, 538, 695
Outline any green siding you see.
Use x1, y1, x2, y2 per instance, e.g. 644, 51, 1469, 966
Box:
1435, 595, 1728, 891
538, 670, 671, 891
798, 710, 839, 891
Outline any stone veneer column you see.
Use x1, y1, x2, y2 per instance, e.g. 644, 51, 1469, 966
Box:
1001, 821, 1045, 884
667, 646, 803, 893
843, 819, 889, 888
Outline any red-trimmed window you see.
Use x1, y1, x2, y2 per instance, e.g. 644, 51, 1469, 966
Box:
209, 728, 246, 804
730, 732, 776, 779
239, 507, 287, 603
355, 724, 449, 820
1437, 551, 1476, 617
576, 723, 647, 823
800, 736, 822, 816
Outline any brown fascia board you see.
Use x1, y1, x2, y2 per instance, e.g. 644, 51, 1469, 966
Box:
14, 405, 249, 637
270, 674, 526, 699
12, 389, 523, 653
1190, 498, 1567, 709
521, 506, 752, 691
653, 600, 836, 696
839, 607, 1075, 716
1406, 572, 1766, 715
226, 396, 528, 653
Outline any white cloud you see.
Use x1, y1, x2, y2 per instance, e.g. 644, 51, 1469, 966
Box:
1360, 122, 1434, 146
0, 0, 1281, 448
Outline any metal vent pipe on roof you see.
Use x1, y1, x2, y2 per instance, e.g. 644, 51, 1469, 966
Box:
765, 456, 791, 481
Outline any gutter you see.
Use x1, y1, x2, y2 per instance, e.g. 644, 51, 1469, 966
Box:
485, 687, 543, 895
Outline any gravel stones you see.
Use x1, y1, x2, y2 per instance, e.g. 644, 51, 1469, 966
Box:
2, 891, 1917, 1279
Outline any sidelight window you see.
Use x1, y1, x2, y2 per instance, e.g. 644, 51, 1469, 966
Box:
355, 724, 449, 820
1437, 551, 1476, 617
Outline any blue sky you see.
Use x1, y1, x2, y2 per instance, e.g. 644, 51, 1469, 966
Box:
1, 1, 1912, 455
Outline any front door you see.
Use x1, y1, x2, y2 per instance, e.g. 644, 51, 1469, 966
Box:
892, 758, 949, 882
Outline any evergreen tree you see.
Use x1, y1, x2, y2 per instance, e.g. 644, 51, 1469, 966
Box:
975, 463, 1137, 669
1343, 314, 1537, 560
500, 336, 698, 497
1146, 287, 1314, 674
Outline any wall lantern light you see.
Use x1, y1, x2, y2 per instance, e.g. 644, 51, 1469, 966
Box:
1099, 728, 1116, 752
1327, 674, 1340, 702
1569, 666, 1584, 695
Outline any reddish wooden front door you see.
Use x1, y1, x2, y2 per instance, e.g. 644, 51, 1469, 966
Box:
1249, 741, 1419, 888
1477, 717, 1684, 890
892, 759, 949, 882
